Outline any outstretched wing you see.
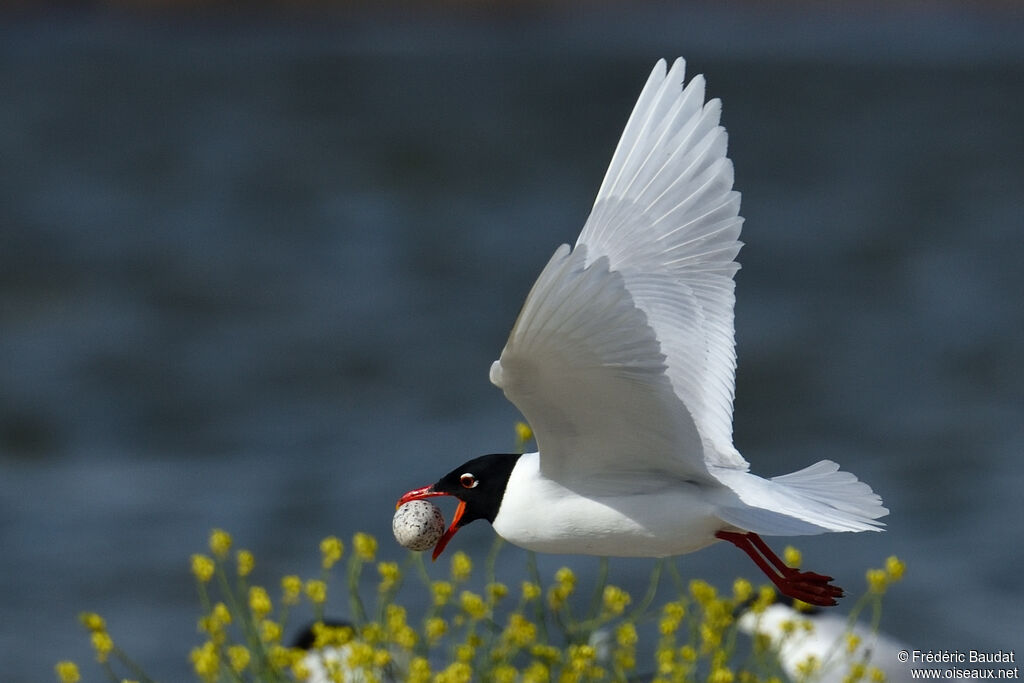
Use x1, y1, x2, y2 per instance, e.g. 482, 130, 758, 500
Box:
490, 58, 748, 484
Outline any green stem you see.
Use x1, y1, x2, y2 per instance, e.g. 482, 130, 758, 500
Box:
98, 660, 120, 683
347, 556, 369, 625
525, 552, 549, 644
485, 536, 505, 587
625, 559, 663, 623
586, 556, 610, 622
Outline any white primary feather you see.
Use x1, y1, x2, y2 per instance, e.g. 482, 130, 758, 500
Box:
490, 58, 887, 536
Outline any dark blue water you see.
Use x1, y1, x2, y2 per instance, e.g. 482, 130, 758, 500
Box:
2, 6, 1022, 680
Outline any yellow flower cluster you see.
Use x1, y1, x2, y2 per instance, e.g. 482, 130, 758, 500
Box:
353, 532, 377, 562
783, 545, 802, 569
248, 585, 272, 619
281, 574, 302, 605
320, 535, 344, 569
190, 554, 215, 583
432, 580, 455, 607
304, 579, 327, 605
547, 566, 576, 610
378, 561, 401, 594
54, 661, 80, 683
522, 580, 542, 602
601, 584, 631, 616
236, 549, 254, 577
867, 555, 906, 595
209, 529, 232, 559
59, 529, 907, 683
77, 613, 115, 664
460, 590, 489, 620
515, 421, 534, 447
450, 551, 473, 582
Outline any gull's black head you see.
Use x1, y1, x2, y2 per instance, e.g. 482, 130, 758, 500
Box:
397, 453, 522, 560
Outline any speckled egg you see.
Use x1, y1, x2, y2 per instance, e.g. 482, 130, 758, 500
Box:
392, 499, 446, 551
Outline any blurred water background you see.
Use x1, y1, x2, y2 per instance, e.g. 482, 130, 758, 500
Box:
2, 3, 1023, 680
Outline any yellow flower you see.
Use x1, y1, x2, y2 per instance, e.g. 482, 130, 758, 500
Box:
796, 654, 821, 679
408, 656, 432, 683
515, 421, 534, 445
521, 581, 541, 602
783, 545, 802, 569
846, 633, 862, 654
90, 631, 113, 663
425, 616, 448, 645
209, 529, 232, 559
710, 666, 735, 683
548, 567, 576, 610
260, 619, 283, 643
249, 585, 273, 619
701, 621, 724, 652
312, 620, 354, 647
320, 535, 344, 569
659, 601, 686, 635
374, 648, 392, 668
656, 647, 676, 675
436, 661, 474, 683
689, 579, 716, 605
555, 566, 575, 588
291, 659, 311, 681
361, 622, 385, 645
281, 575, 302, 605
843, 662, 867, 683
78, 612, 107, 633
503, 613, 536, 648
869, 666, 888, 682
460, 590, 488, 620
601, 584, 632, 616
190, 641, 218, 681
267, 644, 299, 670
732, 578, 753, 603
190, 554, 215, 583
455, 642, 475, 663
530, 644, 561, 662
494, 664, 519, 683
487, 581, 509, 603
378, 561, 401, 593
431, 580, 454, 607
615, 621, 637, 647
885, 556, 906, 582
866, 568, 888, 594
614, 622, 638, 671
751, 584, 776, 612
522, 661, 550, 683
210, 602, 232, 629
450, 551, 472, 582
353, 532, 377, 562
386, 605, 418, 649
305, 579, 327, 605
236, 549, 254, 578
227, 645, 251, 673
54, 661, 80, 683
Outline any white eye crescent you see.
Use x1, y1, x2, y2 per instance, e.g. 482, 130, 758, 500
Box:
460, 473, 478, 489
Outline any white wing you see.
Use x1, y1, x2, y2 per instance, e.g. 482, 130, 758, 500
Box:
490, 58, 748, 482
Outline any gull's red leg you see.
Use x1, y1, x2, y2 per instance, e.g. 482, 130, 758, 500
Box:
715, 530, 844, 607
745, 531, 835, 583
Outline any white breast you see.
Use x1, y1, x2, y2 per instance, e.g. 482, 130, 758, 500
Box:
491, 453, 726, 557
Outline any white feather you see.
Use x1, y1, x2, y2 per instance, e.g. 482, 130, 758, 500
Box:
490, 58, 887, 544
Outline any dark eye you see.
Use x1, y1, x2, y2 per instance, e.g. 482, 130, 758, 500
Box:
460, 473, 478, 489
